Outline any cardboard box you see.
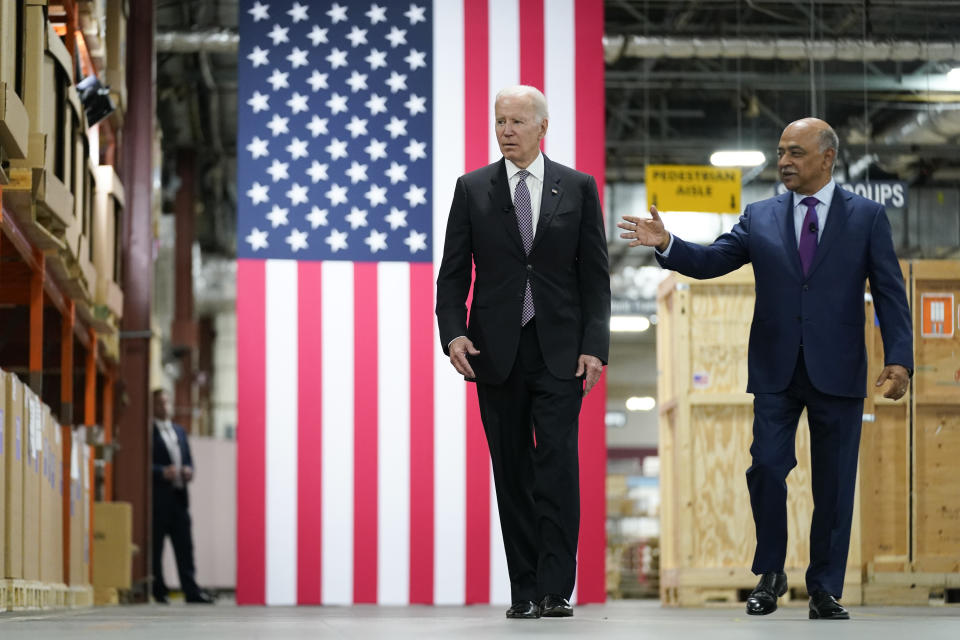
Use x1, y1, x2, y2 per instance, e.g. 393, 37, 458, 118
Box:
21, 388, 42, 581
104, 0, 127, 122
0, 81, 30, 162
0, 370, 6, 578
69, 429, 91, 586
94, 165, 125, 318
92, 502, 132, 589
3, 371, 24, 579
40, 407, 63, 584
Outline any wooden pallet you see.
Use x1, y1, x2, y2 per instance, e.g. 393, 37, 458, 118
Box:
69, 585, 95, 608
1, 580, 45, 611
94, 586, 119, 606
863, 571, 960, 606
660, 568, 863, 607
0, 581, 7, 612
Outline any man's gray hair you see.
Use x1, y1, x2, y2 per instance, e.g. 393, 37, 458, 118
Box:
495, 85, 549, 123
818, 127, 839, 154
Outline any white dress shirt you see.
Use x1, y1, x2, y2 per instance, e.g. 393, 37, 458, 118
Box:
157, 419, 184, 488
505, 153, 545, 234
792, 179, 835, 246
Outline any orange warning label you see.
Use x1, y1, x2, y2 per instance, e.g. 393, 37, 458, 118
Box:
920, 293, 954, 338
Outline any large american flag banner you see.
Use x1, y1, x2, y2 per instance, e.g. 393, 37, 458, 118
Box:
236, 0, 606, 605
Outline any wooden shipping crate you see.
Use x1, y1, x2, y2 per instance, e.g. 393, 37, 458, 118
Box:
657, 267, 866, 606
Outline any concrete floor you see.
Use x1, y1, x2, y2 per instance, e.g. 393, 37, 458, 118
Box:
1, 601, 959, 640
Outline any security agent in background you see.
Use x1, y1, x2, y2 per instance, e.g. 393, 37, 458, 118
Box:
151, 389, 215, 604
618, 118, 912, 621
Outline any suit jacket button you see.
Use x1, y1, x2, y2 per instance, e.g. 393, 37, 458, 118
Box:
803, 285, 809, 291
526, 264, 533, 271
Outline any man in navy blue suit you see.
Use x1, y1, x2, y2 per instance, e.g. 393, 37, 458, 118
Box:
151, 388, 214, 604
618, 118, 912, 620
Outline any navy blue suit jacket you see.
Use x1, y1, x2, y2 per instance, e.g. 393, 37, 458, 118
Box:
657, 186, 913, 398
152, 421, 194, 509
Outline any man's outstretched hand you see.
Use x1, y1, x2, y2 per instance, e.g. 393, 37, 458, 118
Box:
617, 205, 671, 252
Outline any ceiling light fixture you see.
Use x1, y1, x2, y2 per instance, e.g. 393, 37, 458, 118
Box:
948, 67, 960, 85
611, 315, 651, 332
710, 150, 766, 167
625, 396, 657, 412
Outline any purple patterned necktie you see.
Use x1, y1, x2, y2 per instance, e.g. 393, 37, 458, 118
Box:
798, 196, 819, 276
514, 170, 536, 325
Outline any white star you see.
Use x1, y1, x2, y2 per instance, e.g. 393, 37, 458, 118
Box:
286, 182, 309, 206
326, 138, 348, 160
404, 94, 426, 116
307, 161, 329, 183
346, 207, 369, 229
247, 91, 269, 113
326, 92, 348, 115
286, 137, 309, 160
404, 229, 427, 253
287, 47, 309, 68
365, 48, 388, 70
307, 207, 329, 228
307, 70, 328, 91
365, 184, 388, 207
308, 25, 328, 46
327, 2, 348, 23
386, 26, 407, 48
246, 137, 269, 159
367, 4, 387, 24
405, 3, 426, 25
267, 68, 289, 91
246, 227, 269, 251
326, 183, 348, 206
248, 2, 269, 22
345, 70, 368, 93
307, 115, 329, 137
404, 138, 426, 161
267, 113, 289, 136
287, 92, 309, 114
385, 162, 408, 184
267, 204, 289, 228
346, 26, 368, 47
327, 48, 348, 69
385, 207, 408, 230
365, 138, 388, 161
404, 49, 426, 70
267, 24, 289, 46
404, 184, 427, 207
247, 46, 269, 68
287, 2, 309, 23
365, 229, 388, 253
365, 93, 388, 115
246, 182, 269, 205
285, 228, 309, 252
385, 71, 407, 93
385, 116, 408, 139
345, 161, 369, 184
345, 116, 369, 139
267, 159, 289, 182
325, 229, 348, 253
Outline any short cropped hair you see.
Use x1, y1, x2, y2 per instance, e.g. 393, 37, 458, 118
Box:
495, 85, 549, 123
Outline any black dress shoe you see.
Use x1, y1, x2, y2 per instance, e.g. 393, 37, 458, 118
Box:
539, 594, 573, 618
745, 571, 788, 616
153, 595, 169, 604
505, 600, 540, 619
185, 591, 216, 604
809, 592, 849, 620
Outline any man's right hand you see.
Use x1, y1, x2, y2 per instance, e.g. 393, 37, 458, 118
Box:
616, 205, 671, 252
162, 465, 178, 481
448, 336, 480, 379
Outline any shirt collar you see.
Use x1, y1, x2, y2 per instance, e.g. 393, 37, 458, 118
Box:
505, 152, 544, 183
793, 178, 836, 210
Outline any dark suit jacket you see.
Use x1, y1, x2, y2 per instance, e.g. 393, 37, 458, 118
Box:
657, 185, 913, 398
152, 421, 193, 510
436, 155, 611, 384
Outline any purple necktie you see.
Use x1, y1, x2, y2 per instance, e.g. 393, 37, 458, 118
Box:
798, 196, 819, 276
514, 170, 535, 325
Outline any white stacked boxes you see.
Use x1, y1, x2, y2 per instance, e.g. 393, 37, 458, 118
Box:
21, 388, 42, 582
3, 372, 24, 579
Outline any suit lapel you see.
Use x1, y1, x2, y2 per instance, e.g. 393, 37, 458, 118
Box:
531, 155, 563, 253
776, 192, 803, 280
489, 159, 525, 254
806, 185, 851, 278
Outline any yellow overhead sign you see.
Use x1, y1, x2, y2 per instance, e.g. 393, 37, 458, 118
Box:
646, 165, 742, 214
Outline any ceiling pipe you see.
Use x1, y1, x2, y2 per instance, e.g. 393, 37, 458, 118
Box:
604, 35, 960, 62
156, 30, 239, 54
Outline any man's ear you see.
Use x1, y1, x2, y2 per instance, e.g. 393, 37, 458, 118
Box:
539, 117, 549, 140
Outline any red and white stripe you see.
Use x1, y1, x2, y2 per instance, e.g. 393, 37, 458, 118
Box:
236, 0, 606, 606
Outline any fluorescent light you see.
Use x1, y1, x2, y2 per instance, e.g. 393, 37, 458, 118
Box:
949, 67, 960, 84
625, 396, 657, 412
710, 150, 766, 167
611, 315, 651, 332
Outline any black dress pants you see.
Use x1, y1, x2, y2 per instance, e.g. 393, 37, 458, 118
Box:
152, 488, 202, 599
476, 320, 583, 603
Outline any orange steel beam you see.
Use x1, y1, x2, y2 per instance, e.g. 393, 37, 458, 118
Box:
85, 328, 97, 427
103, 372, 114, 501
62, 300, 76, 424
30, 248, 45, 394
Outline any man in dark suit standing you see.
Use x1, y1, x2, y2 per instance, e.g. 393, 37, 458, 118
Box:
151, 388, 213, 604
619, 118, 912, 620
436, 85, 610, 619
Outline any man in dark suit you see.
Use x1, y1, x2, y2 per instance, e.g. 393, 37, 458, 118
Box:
618, 118, 912, 620
151, 388, 214, 604
436, 85, 610, 619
